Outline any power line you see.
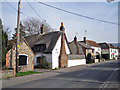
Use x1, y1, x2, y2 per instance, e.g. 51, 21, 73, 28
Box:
5, 2, 23, 14
26, 0, 43, 20
34, 0, 119, 25
5, 2, 18, 12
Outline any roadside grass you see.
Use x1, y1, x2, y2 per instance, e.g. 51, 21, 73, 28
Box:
16, 71, 42, 77
7, 76, 13, 79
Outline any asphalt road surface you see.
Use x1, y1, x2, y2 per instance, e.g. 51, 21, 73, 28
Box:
3, 60, 120, 89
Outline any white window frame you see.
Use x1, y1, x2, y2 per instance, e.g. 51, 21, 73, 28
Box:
19, 54, 28, 65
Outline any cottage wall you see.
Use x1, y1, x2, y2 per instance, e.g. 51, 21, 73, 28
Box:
6, 41, 34, 72
86, 49, 93, 56
34, 53, 52, 68
91, 46, 101, 62
109, 48, 118, 60
52, 35, 70, 69
52, 35, 61, 69
91, 46, 101, 56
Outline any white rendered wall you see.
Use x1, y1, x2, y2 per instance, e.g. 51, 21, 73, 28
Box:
52, 36, 61, 69
95, 59, 99, 63
110, 48, 114, 59
65, 39, 70, 55
34, 53, 52, 67
110, 48, 119, 60
91, 46, 101, 56
115, 49, 119, 59
68, 59, 86, 67
52, 35, 71, 69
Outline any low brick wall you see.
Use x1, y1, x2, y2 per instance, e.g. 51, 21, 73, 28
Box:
1, 69, 14, 79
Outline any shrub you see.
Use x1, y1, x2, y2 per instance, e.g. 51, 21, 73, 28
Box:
64, 66, 66, 68
37, 60, 50, 69
52, 67, 58, 70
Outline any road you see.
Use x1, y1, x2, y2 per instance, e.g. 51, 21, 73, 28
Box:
2, 60, 120, 89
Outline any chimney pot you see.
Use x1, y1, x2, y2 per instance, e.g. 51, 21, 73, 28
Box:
60, 22, 65, 32
84, 37, 87, 44
74, 36, 77, 42
40, 24, 45, 34
61, 22, 63, 26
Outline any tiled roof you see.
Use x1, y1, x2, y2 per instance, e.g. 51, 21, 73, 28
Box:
98, 43, 117, 49
109, 44, 117, 49
86, 40, 100, 47
68, 41, 84, 55
25, 34, 40, 48
78, 41, 92, 49
34, 31, 62, 53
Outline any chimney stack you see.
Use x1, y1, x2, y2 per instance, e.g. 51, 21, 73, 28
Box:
59, 22, 68, 68
74, 36, 79, 54
40, 24, 45, 34
60, 22, 65, 33
84, 37, 87, 44
74, 36, 77, 42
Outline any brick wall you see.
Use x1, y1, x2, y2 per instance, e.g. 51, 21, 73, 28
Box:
1, 69, 14, 79
6, 40, 34, 73
59, 23, 68, 68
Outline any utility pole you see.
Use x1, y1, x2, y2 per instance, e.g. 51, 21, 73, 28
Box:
16, 0, 21, 73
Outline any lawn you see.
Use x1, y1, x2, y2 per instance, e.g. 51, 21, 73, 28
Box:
16, 71, 42, 77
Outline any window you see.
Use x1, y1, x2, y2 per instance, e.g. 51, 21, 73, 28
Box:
103, 44, 106, 47
35, 44, 46, 52
37, 57, 41, 64
37, 56, 46, 64
19, 55, 28, 66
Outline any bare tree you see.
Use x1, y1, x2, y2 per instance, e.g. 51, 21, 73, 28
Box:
12, 23, 26, 39
23, 17, 54, 36
3, 26, 12, 40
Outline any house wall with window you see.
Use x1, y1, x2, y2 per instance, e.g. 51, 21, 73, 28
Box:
109, 48, 118, 60
91, 46, 101, 62
34, 53, 52, 68
85, 49, 93, 56
6, 39, 34, 72
52, 35, 61, 69
34, 35, 70, 69
52, 35, 70, 69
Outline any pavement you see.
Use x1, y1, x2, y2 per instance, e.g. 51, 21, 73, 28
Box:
2, 60, 120, 89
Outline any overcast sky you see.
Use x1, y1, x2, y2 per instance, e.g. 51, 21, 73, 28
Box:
1, 0, 119, 43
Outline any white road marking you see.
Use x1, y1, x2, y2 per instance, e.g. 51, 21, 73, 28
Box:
99, 65, 118, 90
77, 72, 88, 77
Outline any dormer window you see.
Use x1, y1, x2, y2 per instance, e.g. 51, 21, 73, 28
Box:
34, 44, 46, 52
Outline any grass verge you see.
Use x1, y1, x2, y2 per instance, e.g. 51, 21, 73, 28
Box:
16, 71, 42, 77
